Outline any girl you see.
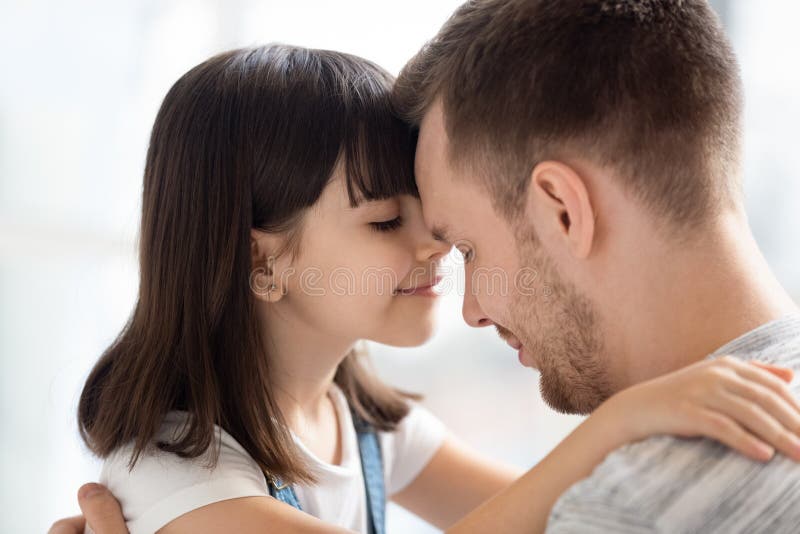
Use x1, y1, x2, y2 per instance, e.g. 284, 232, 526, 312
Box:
59, 44, 800, 534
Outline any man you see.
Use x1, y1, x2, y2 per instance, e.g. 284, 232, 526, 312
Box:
394, 0, 800, 531
52, 1, 800, 533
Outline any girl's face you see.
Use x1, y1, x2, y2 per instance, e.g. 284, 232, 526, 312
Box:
267, 166, 451, 348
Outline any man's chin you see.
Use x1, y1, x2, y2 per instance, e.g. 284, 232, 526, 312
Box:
539, 372, 604, 416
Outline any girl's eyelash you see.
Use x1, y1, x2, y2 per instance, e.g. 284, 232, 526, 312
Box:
369, 216, 403, 233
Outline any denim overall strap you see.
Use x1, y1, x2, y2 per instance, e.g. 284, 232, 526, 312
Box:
268, 475, 303, 510
352, 410, 386, 534
266, 409, 386, 534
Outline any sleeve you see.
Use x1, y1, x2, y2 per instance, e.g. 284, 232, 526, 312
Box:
545, 442, 661, 534
379, 402, 448, 496
98, 413, 270, 534
546, 491, 656, 534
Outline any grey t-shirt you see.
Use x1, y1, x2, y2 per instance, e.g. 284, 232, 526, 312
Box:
547, 314, 800, 534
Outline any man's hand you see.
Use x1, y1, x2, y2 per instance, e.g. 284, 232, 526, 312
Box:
48, 483, 128, 534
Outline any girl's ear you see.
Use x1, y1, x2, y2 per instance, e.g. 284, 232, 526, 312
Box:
249, 229, 289, 303
525, 161, 596, 259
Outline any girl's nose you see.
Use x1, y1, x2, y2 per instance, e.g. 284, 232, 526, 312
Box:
405, 196, 452, 262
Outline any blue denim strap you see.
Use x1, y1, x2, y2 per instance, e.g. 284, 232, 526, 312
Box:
353, 411, 386, 534
268, 475, 303, 510
266, 408, 386, 534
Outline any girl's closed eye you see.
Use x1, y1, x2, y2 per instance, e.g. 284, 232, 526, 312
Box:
369, 216, 403, 233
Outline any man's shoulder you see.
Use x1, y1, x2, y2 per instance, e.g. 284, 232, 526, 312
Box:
548, 316, 800, 532
548, 434, 800, 533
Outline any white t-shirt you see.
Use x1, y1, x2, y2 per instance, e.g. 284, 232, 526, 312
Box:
91, 385, 447, 534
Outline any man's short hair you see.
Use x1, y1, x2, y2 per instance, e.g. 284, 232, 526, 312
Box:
394, 0, 744, 227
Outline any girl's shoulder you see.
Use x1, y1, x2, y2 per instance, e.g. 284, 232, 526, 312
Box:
374, 398, 448, 496
99, 411, 270, 534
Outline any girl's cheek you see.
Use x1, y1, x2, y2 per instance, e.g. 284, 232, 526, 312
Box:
381, 248, 415, 287
350, 259, 406, 298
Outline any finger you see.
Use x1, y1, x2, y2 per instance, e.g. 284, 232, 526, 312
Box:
48, 515, 85, 534
724, 376, 800, 445
750, 360, 794, 383
77, 483, 129, 534
721, 357, 800, 415
696, 408, 775, 462
709, 390, 800, 461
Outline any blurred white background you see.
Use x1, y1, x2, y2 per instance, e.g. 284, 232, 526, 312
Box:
1, 1, 798, 532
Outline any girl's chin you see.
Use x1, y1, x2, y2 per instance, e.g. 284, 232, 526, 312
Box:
371, 319, 438, 348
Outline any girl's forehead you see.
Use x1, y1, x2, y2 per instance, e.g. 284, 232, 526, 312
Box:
319, 166, 401, 212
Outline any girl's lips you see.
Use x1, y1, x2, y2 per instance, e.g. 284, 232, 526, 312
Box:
398, 276, 443, 296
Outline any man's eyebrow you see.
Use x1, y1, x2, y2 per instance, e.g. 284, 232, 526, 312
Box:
431, 224, 452, 243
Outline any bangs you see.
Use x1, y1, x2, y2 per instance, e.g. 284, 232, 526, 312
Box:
327, 53, 419, 207
247, 46, 420, 220
343, 113, 419, 207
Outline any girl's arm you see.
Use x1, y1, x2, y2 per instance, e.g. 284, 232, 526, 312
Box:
390, 435, 522, 529
393, 357, 800, 534
158, 496, 355, 534
48, 484, 359, 534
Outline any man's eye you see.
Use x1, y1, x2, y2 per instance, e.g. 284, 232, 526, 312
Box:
456, 244, 474, 263
369, 216, 403, 233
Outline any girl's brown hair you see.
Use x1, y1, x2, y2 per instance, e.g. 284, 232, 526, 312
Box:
78, 44, 419, 484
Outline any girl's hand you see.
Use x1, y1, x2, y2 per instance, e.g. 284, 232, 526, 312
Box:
603, 356, 800, 462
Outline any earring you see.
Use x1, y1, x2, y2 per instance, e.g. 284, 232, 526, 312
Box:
265, 262, 278, 295
249, 264, 278, 297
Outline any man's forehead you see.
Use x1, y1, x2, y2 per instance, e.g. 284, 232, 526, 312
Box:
414, 107, 445, 216
414, 109, 444, 180
413, 102, 481, 239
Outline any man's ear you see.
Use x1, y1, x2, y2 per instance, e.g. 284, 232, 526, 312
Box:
249, 228, 289, 303
526, 161, 596, 259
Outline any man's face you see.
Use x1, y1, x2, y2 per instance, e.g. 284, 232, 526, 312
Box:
414, 102, 613, 414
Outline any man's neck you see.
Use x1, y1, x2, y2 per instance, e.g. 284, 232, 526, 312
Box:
613, 212, 798, 389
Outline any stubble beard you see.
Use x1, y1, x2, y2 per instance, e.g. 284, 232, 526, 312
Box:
511, 229, 614, 415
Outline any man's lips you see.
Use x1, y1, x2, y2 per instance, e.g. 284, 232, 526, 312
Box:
499, 331, 536, 367
506, 339, 536, 368
501, 333, 523, 351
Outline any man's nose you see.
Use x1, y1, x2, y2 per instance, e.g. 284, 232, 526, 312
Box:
462, 271, 493, 328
